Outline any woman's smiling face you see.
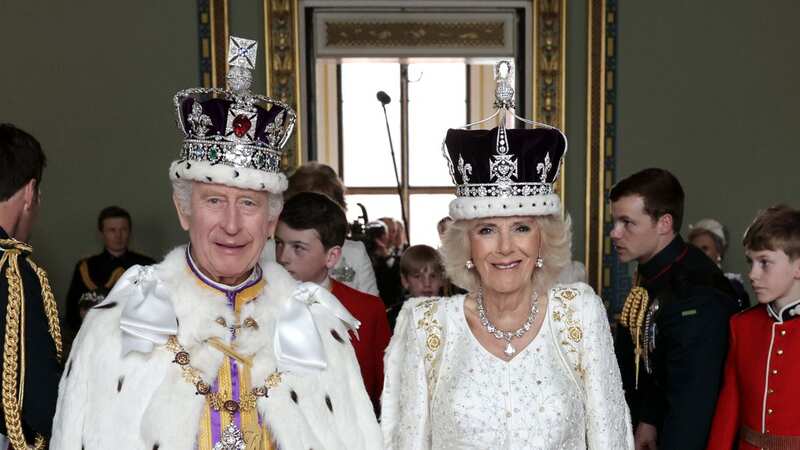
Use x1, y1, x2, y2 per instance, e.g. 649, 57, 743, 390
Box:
468, 216, 541, 295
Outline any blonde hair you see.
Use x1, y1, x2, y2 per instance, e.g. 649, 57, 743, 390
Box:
441, 214, 572, 294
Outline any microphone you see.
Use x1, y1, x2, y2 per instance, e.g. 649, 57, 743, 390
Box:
375, 89, 409, 242
376, 91, 391, 105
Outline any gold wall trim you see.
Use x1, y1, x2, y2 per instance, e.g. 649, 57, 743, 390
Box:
324, 21, 506, 48
532, 0, 567, 209
210, 0, 229, 89
585, 0, 607, 293
263, 0, 303, 171
314, 11, 515, 57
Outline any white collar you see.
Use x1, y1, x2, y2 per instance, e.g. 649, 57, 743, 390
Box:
767, 298, 800, 322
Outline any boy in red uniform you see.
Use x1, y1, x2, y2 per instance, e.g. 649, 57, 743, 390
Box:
275, 191, 391, 416
707, 205, 800, 450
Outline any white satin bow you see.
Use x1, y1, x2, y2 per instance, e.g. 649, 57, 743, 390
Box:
274, 282, 360, 374
117, 266, 178, 356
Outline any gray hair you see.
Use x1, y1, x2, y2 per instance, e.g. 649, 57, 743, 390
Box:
441, 214, 573, 294
171, 179, 283, 220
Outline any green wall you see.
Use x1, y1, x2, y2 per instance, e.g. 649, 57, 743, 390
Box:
564, 0, 589, 263
617, 0, 800, 284
0, 2, 199, 306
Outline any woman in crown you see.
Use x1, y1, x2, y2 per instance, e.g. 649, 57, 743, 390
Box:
381, 65, 633, 450
50, 37, 381, 450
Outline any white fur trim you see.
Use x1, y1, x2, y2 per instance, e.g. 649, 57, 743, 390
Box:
169, 159, 288, 193
449, 193, 561, 220
51, 246, 382, 450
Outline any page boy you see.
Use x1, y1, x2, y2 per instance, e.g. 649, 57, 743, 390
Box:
274, 191, 391, 415
707, 205, 800, 450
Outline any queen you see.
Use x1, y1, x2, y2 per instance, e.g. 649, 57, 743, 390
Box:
381, 62, 633, 450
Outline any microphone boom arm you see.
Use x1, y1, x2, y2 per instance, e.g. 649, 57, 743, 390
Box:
378, 99, 409, 244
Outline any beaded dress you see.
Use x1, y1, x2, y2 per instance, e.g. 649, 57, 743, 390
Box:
381, 284, 634, 450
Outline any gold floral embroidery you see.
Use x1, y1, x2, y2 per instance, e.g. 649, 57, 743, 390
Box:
426, 334, 441, 352
552, 287, 585, 377
416, 298, 443, 362
568, 326, 583, 342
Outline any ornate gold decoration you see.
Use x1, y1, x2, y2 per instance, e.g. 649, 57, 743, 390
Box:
264, 0, 302, 170
585, 0, 619, 300
567, 326, 583, 343
266, 371, 283, 388
551, 287, 585, 377
0, 239, 62, 450
28, 260, 63, 362
619, 286, 649, 388
415, 298, 443, 362
165, 336, 280, 416
533, 0, 567, 204
324, 21, 505, 48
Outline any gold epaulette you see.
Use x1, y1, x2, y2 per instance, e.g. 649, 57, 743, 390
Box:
0, 238, 62, 449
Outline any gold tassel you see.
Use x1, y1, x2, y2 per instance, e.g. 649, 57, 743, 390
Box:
619, 285, 649, 389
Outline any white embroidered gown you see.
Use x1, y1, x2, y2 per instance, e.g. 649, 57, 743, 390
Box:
381, 283, 634, 450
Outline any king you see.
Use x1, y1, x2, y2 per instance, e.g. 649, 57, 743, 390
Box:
50, 37, 382, 450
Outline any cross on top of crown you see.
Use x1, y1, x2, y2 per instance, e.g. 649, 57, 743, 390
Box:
228, 36, 257, 70
494, 60, 515, 110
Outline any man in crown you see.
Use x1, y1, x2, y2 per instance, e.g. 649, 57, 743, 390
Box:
50, 37, 382, 450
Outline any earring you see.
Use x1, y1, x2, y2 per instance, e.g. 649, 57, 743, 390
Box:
465, 259, 475, 270
536, 257, 544, 268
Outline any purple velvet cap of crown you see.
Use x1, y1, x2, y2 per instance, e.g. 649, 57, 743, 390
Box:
444, 126, 567, 219
178, 98, 287, 145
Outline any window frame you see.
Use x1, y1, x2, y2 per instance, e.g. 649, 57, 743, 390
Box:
336, 61, 470, 242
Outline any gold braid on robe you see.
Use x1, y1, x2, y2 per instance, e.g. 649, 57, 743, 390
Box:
0, 239, 63, 450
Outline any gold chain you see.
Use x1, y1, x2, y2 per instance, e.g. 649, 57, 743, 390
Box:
28, 260, 63, 361
165, 336, 282, 416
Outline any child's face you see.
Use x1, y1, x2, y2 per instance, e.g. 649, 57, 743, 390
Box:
275, 222, 340, 285
746, 248, 800, 305
402, 266, 444, 298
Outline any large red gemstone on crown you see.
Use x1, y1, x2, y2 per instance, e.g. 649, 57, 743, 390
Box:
232, 115, 252, 137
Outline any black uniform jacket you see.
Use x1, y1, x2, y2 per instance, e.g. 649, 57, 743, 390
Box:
0, 227, 62, 439
65, 248, 154, 331
615, 235, 742, 450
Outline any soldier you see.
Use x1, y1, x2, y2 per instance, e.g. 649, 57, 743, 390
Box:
609, 168, 740, 450
707, 205, 800, 449
65, 205, 155, 331
0, 124, 63, 449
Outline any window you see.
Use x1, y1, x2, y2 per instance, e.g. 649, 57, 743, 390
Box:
339, 60, 467, 247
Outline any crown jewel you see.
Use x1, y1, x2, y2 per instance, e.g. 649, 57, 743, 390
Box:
442, 60, 567, 219
171, 36, 296, 193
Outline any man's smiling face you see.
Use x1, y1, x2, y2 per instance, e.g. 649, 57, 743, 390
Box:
176, 182, 276, 285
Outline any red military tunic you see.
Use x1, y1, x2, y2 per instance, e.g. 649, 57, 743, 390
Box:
707, 300, 800, 450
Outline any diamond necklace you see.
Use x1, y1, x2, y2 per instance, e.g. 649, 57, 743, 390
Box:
476, 286, 540, 357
